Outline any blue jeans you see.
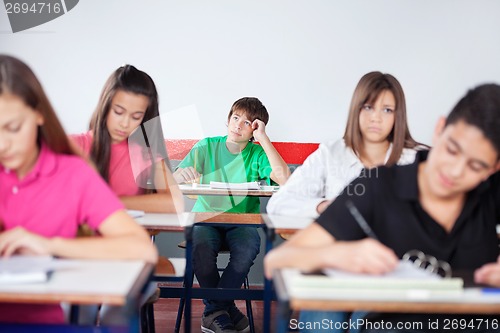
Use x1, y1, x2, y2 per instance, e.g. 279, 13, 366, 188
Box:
192, 225, 261, 315
298, 311, 367, 333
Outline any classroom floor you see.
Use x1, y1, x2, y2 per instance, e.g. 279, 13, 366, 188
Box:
153, 293, 277, 333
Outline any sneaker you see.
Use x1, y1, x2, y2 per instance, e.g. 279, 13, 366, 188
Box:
201, 310, 238, 333
228, 306, 250, 333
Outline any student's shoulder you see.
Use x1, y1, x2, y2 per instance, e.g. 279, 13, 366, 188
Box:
397, 144, 429, 165
196, 136, 225, 146
56, 153, 94, 174
69, 131, 93, 154
69, 131, 92, 145
316, 138, 358, 163
320, 138, 350, 154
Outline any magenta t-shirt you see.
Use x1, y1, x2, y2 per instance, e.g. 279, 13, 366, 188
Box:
0, 144, 124, 324
71, 132, 148, 196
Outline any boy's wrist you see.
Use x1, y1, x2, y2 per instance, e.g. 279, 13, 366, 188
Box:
257, 134, 271, 144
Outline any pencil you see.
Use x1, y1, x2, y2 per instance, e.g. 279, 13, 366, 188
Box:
194, 148, 198, 174
345, 200, 379, 241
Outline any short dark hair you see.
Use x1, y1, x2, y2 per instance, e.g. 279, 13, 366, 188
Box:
445, 84, 500, 154
227, 97, 269, 125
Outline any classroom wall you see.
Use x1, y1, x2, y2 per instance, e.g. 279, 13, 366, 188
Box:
2, 1, 500, 146
2, 1, 500, 285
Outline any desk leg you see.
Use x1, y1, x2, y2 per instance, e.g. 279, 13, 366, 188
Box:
276, 299, 291, 333
184, 225, 194, 333
263, 226, 276, 333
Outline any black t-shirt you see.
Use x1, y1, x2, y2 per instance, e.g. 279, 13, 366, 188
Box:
316, 150, 500, 330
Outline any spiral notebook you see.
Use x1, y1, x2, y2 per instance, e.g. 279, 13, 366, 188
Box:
290, 250, 463, 297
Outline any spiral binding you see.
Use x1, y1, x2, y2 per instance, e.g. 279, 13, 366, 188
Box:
402, 249, 452, 278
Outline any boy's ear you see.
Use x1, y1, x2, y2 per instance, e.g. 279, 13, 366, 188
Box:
432, 117, 446, 145
495, 160, 500, 173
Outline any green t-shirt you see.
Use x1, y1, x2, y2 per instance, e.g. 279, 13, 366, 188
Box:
177, 136, 274, 213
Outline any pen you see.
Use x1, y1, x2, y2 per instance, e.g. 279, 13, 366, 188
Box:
345, 200, 379, 241
481, 288, 500, 294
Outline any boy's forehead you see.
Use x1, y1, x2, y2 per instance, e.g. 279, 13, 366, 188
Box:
442, 120, 498, 163
231, 109, 251, 119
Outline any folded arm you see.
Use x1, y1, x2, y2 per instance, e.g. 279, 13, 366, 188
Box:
0, 210, 158, 263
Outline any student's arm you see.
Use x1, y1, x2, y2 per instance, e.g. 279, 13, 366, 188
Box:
264, 222, 398, 279
173, 167, 200, 184
0, 211, 158, 263
252, 119, 290, 185
121, 160, 184, 213
173, 144, 202, 184
475, 256, 500, 287
267, 144, 331, 218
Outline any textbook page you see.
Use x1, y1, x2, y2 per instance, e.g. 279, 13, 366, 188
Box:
291, 261, 464, 292
324, 261, 439, 280
0, 255, 53, 284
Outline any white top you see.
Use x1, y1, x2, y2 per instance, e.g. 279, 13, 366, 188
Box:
266, 138, 420, 218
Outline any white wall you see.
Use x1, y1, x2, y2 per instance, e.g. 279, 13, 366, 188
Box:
2, 0, 500, 145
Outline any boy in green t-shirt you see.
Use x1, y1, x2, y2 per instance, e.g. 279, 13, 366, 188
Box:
174, 97, 290, 333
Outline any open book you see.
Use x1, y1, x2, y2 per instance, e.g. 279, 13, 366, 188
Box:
0, 256, 53, 284
209, 181, 260, 190
288, 261, 464, 300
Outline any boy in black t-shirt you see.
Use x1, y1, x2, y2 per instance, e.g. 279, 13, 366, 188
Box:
265, 84, 500, 333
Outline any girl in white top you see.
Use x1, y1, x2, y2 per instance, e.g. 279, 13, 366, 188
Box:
267, 71, 426, 218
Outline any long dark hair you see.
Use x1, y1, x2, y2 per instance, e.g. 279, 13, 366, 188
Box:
0, 55, 75, 155
343, 71, 423, 166
90, 65, 169, 188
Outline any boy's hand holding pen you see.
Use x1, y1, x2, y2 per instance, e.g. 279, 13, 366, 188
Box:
173, 166, 201, 184
173, 148, 201, 184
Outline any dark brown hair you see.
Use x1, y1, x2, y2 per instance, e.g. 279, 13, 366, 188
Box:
227, 97, 269, 141
446, 84, 500, 156
228, 97, 269, 124
90, 65, 169, 185
0, 55, 74, 155
343, 71, 422, 165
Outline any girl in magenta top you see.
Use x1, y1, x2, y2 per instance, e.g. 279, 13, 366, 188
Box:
71, 65, 183, 213
0, 55, 158, 324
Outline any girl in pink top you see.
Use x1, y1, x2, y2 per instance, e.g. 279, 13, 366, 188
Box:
72, 65, 183, 213
0, 55, 158, 324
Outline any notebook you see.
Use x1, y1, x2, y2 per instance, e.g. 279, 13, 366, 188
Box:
127, 210, 145, 218
209, 181, 260, 190
0, 256, 53, 284
289, 251, 463, 299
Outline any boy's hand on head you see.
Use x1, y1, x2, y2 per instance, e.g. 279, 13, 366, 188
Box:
474, 256, 500, 287
251, 119, 268, 142
0, 227, 51, 257
173, 167, 201, 184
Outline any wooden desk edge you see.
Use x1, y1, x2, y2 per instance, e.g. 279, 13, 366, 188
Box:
181, 188, 275, 197
289, 299, 500, 315
193, 212, 264, 225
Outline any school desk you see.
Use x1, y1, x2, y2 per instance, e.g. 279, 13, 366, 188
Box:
136, 212, 278, 333
0, 257, 153, 331
272, 267, 500, 333
179, 183, 277, 197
